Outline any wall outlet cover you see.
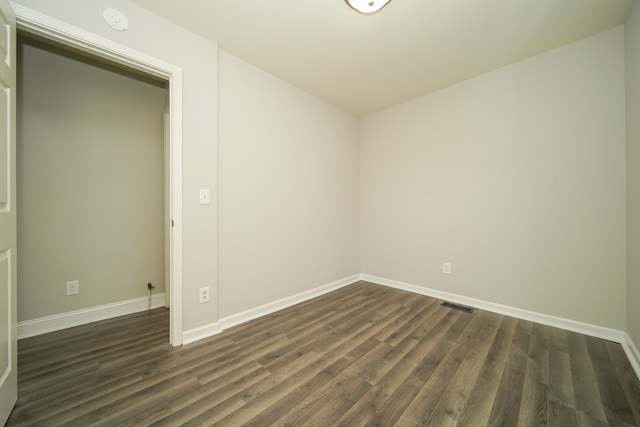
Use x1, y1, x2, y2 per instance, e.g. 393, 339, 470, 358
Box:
443, 263, 452, 274
66, 280, 80, 295
199, 287, 210, 304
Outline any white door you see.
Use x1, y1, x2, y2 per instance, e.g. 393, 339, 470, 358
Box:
0, 0, 16, 423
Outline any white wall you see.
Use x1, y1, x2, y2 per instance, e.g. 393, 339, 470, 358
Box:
360, 27, 627, 330
218, 50, 360, 318
627, 2, 640, 346
13, 0, 218, 331
17, 40, 165, 320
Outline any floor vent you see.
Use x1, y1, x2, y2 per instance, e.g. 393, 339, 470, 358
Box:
441, 301, 474, 313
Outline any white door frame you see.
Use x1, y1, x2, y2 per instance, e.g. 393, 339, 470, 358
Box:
12, 3, 184, 346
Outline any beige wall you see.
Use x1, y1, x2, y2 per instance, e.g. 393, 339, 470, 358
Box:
360, 27, 627, 330
218, 50, 360, 317
17, 40, 166, 321
13, 1, 634, 341
13, 0, 220, 331
627, 2, 640, 345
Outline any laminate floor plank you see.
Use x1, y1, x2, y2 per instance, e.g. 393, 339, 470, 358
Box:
605, 340, 640, 425
373, 309, 460, 396
222, 339, 380, 426
277, 348, 381, 425
424, 312, 502, 425
456, 316, 518, 427
148, 363, 272, 426
392, 311, 491, 425
223, 321, 387, 426
548, 327, 577, 411
527, 329, 550, 385
384, 298, 440, 346
547, 400, 579, 427
516, 370, 548, 427
516, 330, 551, 426
367, 337, 457, 426
568, 331, 608, 422
586, 336, 638, 425
372, 294, 438, 342
334, 385, 389, 426
486, 319, 532, 426
6, 281, 640, 426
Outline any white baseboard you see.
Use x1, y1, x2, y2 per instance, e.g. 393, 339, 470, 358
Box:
219, 274, 360, 331
18, 293, 166, 339
368, 273, 640, 380
182, 322, 223, 345
361, 274, 628, 343
622, 333, 640, 379
177, 272, 640, 381
181, 274, 361, 345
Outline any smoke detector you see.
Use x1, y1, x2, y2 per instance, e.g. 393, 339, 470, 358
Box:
103, 8, 129, 31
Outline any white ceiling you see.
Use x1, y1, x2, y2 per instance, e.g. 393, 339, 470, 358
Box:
130, 0, 634, 116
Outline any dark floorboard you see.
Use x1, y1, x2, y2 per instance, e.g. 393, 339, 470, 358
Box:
7, 281, 640, 426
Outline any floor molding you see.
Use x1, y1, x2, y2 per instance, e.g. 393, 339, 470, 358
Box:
181, 275, 361, 345
17, 293, 166, 339
218, 275, 361, 331
362, 274, 629, 344
182, 322, 223, 345
365, 274, 640, 380
623, 333, 640, 379
170, 273, 640, 381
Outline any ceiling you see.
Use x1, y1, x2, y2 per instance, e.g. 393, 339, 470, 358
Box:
130, 0, 634, 116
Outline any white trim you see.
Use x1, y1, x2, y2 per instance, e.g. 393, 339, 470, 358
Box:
12, 3, 184, 346
622, 333, 640, 379
361, 274, 627, 343
17, 293, 166, 339
366, 273, 640, 379
181, 275, 360, 345
182, 322, 222, 345
219, 275, 360, 330
11, 3, 173, 80
168, 71, 183, 346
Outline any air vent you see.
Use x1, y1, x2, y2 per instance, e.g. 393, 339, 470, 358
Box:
441, 301, 474, 313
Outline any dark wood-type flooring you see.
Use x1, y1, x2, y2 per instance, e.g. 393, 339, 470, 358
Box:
7, 281, 640, 426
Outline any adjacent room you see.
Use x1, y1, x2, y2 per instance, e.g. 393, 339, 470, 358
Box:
17, 36, 169, 339
2, 0, 639, 425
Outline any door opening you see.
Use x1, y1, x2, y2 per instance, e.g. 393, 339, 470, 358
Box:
18, 34, 169, 337
14, 5, 184, 346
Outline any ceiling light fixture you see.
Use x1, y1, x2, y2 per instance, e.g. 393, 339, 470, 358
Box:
345, 0, 392, 14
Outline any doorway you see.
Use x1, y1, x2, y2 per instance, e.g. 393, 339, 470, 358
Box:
15, 9, 184, 346
17, 34, 169, 335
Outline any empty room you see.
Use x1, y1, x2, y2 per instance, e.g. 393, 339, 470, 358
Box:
2, 0, 640, 425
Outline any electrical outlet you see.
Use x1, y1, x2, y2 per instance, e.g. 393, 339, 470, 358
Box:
443, 262, 451, 274
66, 280, 79, 295
199, 287, 210, 304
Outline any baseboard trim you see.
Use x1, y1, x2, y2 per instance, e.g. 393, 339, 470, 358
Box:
182, 322, 223, 345
181, 274, 361, 345
18, 293, 166, 339
364, 274, 640, 379
622, 334, 640, 379
361, 274, 627, 344
176, 272, 640, 381
370, 272, 640, 380
219, 275, 360, 332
